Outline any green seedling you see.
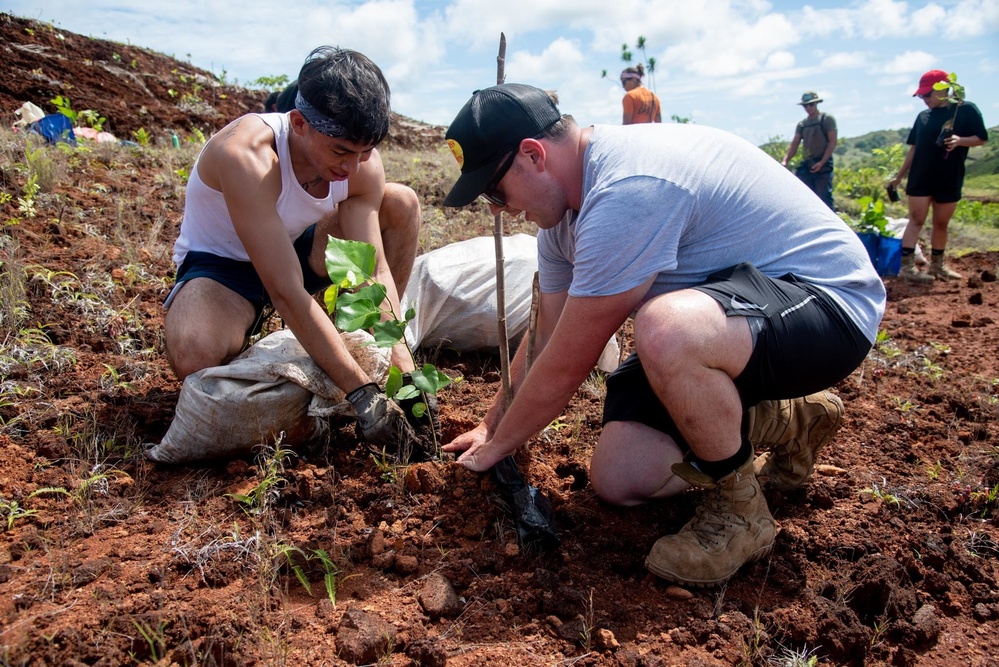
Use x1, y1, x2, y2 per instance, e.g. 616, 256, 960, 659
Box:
323, 237, 451, 423
131, 128, 151, 146
932, 72, 966, 152
311, 549, 341, 607
226, 438, 294, 514
272, 542, 311, 594
853, 196, 893, 236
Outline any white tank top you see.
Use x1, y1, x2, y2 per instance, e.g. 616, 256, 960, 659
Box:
172, 113, 349, 267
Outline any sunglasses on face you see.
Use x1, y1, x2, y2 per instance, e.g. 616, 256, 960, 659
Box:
479, 150, 517, 207
918, 92, 934, 99
804, 102, 817, 108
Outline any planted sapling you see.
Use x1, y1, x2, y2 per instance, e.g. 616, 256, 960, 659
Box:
324, 236, 450, 459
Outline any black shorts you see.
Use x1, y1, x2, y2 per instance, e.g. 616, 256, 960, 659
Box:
905, 167, 963, 203
904, 180, 962, 203
165, 225, 332, 335
602, 263, 871, 446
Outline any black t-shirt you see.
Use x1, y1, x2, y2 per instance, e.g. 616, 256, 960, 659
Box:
906, 101, 988, 191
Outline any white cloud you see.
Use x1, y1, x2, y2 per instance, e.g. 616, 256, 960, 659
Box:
766, 51, 796, 70
820, 52, 870, 69
507, 37, 586, 84
882, 50, 938, 74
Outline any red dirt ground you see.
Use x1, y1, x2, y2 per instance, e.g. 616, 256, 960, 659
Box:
2, 13, 999, 667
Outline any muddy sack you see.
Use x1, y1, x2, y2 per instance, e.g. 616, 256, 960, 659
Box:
144, 329, 390, 463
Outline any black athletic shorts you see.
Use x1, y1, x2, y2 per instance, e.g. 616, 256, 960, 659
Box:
904, 177, 963, 203
165, 225, 332, 335
602, 262, 871, 446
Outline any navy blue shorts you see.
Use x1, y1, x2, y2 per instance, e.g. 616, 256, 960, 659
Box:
166, 225, 332, 335
602, 263, 871, 445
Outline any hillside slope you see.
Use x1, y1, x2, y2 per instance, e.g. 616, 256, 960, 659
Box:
0, 12, 444, 148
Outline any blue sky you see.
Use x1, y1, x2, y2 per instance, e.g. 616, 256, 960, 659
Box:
7, 0, 998, 144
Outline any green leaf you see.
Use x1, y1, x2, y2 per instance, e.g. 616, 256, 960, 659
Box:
395, 384, 420, 400
372, 319, 407, 347
411, 401, 427, 418
323, 285, 339, 315
384, 366, 403, 398
411, 364, 451, 394
325, 237, 376, 288
334, 296, 381, 331
404, 307, 416, 321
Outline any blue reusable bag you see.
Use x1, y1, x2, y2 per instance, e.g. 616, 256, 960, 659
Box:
27, 114, 77, 146
876, 236, 902, 276
857, 232, 880, 268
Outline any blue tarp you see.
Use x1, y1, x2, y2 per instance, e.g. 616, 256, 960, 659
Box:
27, 114, 77, 146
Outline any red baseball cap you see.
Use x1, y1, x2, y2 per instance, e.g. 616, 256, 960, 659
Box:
913, 69, 949, 96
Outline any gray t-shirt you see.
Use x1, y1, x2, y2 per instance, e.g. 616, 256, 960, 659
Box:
537, 123, 885, 342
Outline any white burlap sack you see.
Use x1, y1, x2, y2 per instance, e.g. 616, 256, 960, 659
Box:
144, 329, 390, 463
402, 234, 620, 372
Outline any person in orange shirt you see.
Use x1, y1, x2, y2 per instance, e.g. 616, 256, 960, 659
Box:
620, 64, 661, 124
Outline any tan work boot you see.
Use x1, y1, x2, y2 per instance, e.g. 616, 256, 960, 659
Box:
928, 253, 962, 281
748, 391, 844, 491
646, 454, 775, 587
899, 252, 934, 284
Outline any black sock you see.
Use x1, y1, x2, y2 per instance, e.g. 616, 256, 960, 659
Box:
692, 437, 753, 480
901, 247, 915, 256
931, 248, 945, 256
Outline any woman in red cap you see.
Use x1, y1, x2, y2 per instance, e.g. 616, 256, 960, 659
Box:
888, 69, 988, 283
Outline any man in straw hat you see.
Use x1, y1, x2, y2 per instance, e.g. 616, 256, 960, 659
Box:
781, 91, 838, 210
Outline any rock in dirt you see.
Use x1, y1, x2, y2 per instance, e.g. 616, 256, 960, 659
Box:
912, 604, 941, 645
417, 572, 462, 618
406, 638, 448, 667
664, 586, 695, 601
335, 608, 397, 665
595, 628, 620, 650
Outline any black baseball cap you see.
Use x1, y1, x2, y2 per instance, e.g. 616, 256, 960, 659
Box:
443, 83, 561, 207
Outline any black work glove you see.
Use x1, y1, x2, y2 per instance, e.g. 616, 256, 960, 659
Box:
346, 383, 417, 460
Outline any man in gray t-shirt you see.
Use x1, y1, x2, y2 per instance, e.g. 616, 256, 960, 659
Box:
440, 84, 885, 588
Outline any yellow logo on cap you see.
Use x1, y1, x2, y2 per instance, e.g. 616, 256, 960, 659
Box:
447, 139, 464, 167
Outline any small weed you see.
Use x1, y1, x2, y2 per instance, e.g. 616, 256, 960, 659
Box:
369, 449, 402, 485
272, 542, 311, 595
772, 644, 820, 667
131, 618, 169, 662
131, 128, 152, 146
579, 587, 596, 652
311, 548, 342, 607
964, 530, 999, 558
874, 329, 901, 359
925, 460, 943, 481
862, 477, 919, 509
226, 436, 294, 515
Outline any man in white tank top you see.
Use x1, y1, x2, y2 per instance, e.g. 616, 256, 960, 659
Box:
164, 46, 421, 454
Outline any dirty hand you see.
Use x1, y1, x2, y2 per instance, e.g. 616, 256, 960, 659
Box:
346, 383, 416, 452
455, 437, 511, 472
443, 425, 510, 472
442, 422, 489, 456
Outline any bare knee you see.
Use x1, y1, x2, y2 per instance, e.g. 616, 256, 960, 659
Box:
590, 462, 642, 506
381, 184, 421, 233
165, 327, 242, 381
